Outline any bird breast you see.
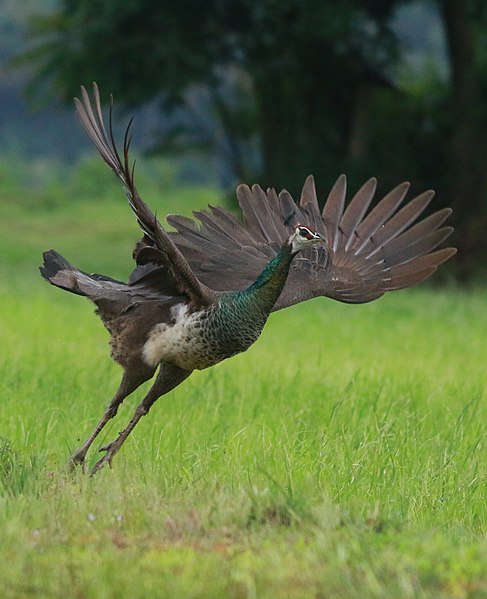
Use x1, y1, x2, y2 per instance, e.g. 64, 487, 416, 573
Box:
142, 300, 264, 371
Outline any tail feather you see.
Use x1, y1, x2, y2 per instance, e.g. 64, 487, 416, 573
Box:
40, 250, 126, 302
40, 250, 87, 296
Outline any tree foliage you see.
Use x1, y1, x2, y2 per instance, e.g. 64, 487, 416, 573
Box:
24, 0, 487, 273
26, 0, 403, 191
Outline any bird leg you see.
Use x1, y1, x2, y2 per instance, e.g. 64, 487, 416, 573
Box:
90, 363, 192, 476
68, 365, 154, 471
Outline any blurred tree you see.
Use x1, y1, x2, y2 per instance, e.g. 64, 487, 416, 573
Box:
344, 0, 487, 276
437, 0, 487, 274
24, 0, 403, 193
23, 0, 487, 273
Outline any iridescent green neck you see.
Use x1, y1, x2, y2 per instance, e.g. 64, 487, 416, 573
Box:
236, 245, 295, 314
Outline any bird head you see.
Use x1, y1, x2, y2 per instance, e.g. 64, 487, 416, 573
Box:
289, 225, 325, 254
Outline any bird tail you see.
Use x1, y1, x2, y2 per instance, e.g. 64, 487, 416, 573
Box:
40, 250, 127, 303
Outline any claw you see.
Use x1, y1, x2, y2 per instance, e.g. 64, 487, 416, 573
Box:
90, 440, 120, 475
90, 453, 113, 476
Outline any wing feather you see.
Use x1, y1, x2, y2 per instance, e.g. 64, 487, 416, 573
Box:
170, 174, 455, 308
352, 182, 410, 253
321, 174, 347, 252
75, 83, 214, 306
363, 191, 435, 258
339, 178, 377, 252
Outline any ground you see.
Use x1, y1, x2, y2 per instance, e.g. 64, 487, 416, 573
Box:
0, 182, 486, 598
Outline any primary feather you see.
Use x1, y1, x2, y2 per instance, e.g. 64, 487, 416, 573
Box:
168, 176, 456, 309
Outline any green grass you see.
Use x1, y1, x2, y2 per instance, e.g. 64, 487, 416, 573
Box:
1, 177, 487, 598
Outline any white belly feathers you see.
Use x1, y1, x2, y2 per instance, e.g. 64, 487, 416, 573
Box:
142, 303, 212, 371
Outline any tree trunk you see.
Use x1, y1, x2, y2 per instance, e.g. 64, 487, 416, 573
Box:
440, 0, 487, 275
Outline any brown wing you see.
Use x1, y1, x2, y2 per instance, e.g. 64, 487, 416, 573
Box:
169, 175, 456, 310
74, 83, 215, 307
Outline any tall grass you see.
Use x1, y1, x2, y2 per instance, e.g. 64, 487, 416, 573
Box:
0, 165, 486, 597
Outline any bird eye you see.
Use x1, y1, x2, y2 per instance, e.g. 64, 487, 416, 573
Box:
299, 228, 309, 237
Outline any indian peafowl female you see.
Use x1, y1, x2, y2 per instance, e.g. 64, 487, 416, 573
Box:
40, 84, 456, 475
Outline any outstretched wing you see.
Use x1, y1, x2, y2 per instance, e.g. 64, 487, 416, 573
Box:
168, 175, 456, 310
74, 83, 215, 307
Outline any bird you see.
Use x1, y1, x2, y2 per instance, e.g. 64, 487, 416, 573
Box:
40, 83, 456, 475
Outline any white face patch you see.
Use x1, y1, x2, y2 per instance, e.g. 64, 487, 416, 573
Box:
290, 226, 324, 253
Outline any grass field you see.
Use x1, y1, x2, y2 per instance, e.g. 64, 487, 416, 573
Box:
1, 178, 486, 598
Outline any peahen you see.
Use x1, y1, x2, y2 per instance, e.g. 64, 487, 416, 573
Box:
40, 84, 456, 475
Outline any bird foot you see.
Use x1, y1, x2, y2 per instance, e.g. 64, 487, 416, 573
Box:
89, 441, 117, 476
